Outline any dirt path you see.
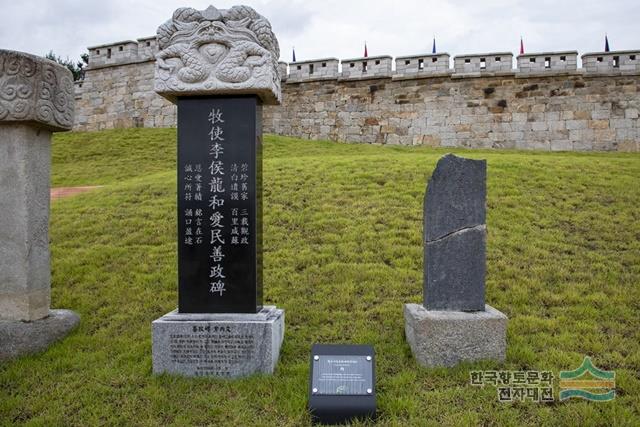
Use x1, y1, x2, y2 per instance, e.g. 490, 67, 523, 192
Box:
50, 186, 102, 201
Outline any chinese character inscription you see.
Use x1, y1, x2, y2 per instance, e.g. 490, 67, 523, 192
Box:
177, 97, 263, 313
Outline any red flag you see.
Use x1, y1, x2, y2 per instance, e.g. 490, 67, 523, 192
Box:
520, 37, 524, 55
364, 42, 368, 58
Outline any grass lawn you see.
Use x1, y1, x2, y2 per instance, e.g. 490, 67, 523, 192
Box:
1, 128, 639, 426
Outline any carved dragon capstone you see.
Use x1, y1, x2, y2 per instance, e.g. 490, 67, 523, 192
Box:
0, 50, 74, 131
154, 5, 281, 105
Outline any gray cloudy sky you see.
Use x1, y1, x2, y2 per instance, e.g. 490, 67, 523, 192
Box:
1, 0, 638, 64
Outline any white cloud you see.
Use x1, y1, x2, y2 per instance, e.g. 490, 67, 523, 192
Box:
1, 0, 637, 63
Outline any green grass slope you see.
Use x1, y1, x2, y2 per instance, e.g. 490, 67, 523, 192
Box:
1, 128, 639, 426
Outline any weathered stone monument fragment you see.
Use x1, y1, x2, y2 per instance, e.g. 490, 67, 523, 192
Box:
151, 5, 284, 378
423, 154, 486, 311
404, 154, 507, 368
0, 50, 79, 361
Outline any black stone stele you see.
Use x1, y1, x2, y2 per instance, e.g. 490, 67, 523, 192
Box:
177, 96, 263, 313
308, 344, 376, 425
423, 154, 487, 311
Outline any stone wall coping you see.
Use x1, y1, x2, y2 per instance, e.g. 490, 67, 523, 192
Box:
583, 70, 640, 78
136, 36, 156, 42
341, 55, 393, 62
582, 50, 640, 58
87, 40, 138, 50
85, 57, 155, 71
514, 70, 584, 78
285, 76, 339, 84
337, 74, 391, 82
454, 52, 513, 59
451, 71, 516, 79
517, 51, 578, 58
289, 58, 339, 65
391, 71, 454, 81
396, 53, 451, 60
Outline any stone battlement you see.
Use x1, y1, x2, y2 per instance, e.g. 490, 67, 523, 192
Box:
86, 37, 159, 68
82, 37, 640, 79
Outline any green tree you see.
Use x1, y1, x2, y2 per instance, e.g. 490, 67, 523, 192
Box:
45, 51, 89, 81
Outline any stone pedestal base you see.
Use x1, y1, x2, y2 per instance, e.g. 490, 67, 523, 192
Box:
152, 306, 284, 377
404, 304, 507, 368
0, 309, 80, 361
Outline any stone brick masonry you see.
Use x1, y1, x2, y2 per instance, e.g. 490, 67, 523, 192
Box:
73, 39, 640, 152
265, 73, 639, 151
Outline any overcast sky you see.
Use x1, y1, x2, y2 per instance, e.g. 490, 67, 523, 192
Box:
2, 0, 638, 64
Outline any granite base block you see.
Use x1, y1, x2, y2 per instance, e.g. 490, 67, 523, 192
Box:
404, 303, 507, 368
152, 306, 284, 378
0, 309, 80, 361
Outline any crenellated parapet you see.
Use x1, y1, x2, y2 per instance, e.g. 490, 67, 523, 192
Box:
340, 55, 393, 79
81, 35, 640, 82
582, 50, 640, 74
394, 53, 451, 77
278, 49, 639, 82
88, 40, 141, 68
86, 37, 162, 69
287, 58, 339, 82
75, 39, 640, 104
517, 51, 578, 74
453, 53, 514, 75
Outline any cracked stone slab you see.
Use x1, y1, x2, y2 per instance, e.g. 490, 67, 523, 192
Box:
424, 225, 486, 311
423, 154, 487, 311
423, 154, 486, 242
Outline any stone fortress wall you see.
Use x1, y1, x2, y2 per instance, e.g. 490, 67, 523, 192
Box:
74, 37, 640, 151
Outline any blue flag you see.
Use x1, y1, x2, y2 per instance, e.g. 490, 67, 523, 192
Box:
432, 37, 436, 54
604, 35, 610, 52
292, 47, 296, 62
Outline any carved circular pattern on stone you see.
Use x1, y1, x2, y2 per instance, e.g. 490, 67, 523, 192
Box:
12, 100, 30, 119
5, 54, 21, 75
36, 103, 54, 123
0, 49, 74, 131
0, 79, 18, 101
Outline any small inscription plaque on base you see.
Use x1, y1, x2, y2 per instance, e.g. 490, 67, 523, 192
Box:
308, 344, 376, 425
152, 307, 284, 378
312, 355, 373, 395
